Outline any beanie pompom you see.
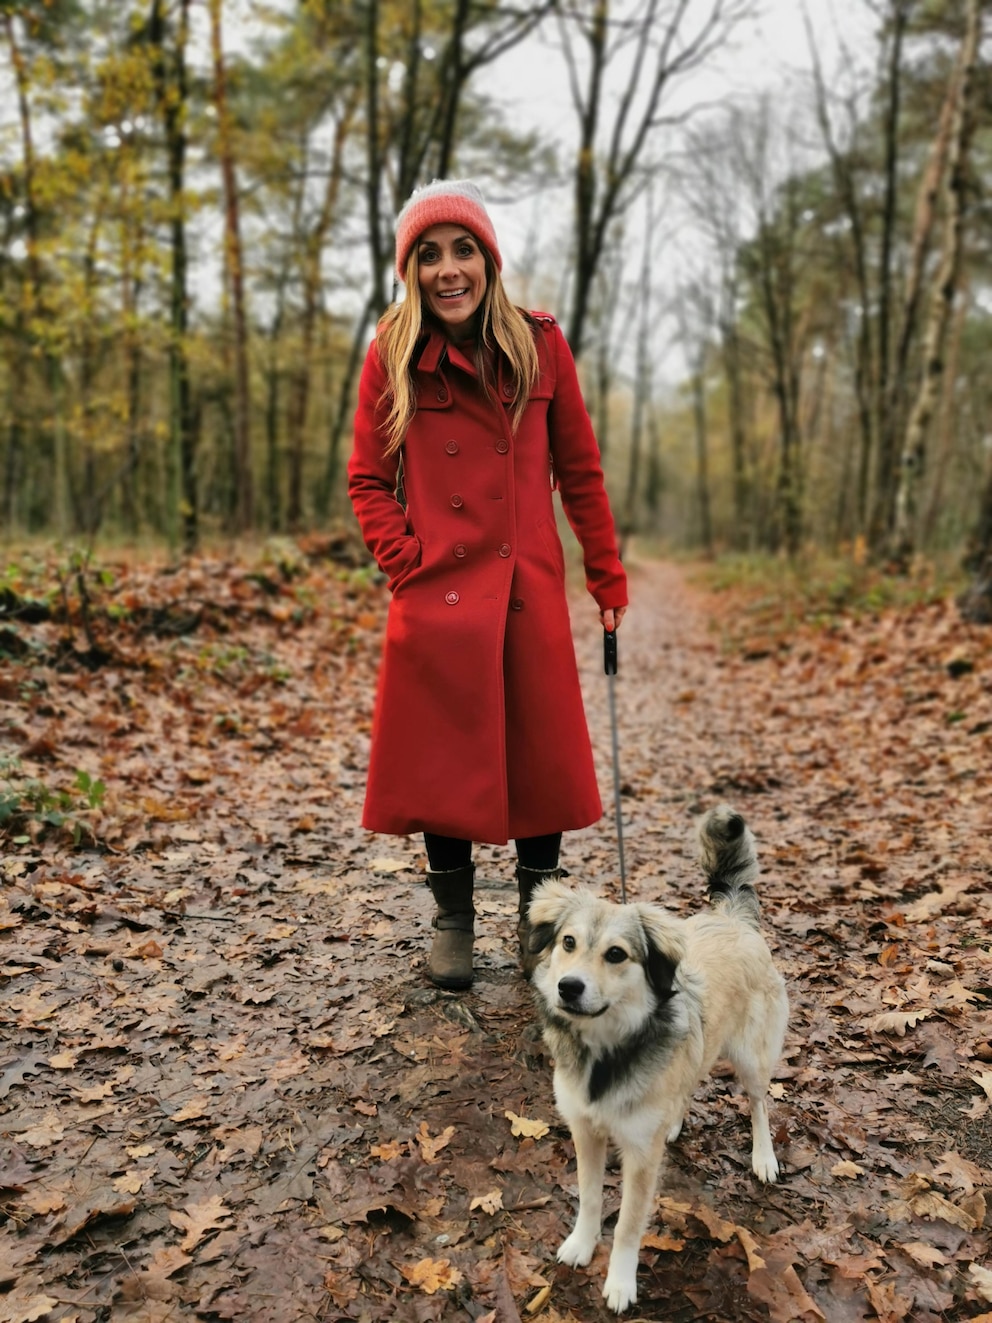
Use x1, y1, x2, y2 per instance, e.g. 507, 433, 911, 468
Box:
395, 179, 502, 281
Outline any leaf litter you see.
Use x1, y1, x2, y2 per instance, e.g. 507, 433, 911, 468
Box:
1, 548, 991, 1321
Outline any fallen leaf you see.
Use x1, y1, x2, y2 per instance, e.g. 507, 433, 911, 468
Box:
831, 1160, 866, 1178
505, 1110, 549, 1140
369, 856, 413, 873
170, 1195, 231, 1251
870, 1010, 931, 1036
969, 1264, 992, 1302
416, 1122, 455, 1163
470, 1189, 503, 1214
399, 1257, 463, 1294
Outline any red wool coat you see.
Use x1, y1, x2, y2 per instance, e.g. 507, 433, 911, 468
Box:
347, 314, 628, 845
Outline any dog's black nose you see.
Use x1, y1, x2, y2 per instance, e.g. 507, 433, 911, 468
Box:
558, 976, 585, 1003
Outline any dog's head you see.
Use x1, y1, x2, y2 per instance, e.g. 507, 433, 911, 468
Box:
528, 880, 685, 1038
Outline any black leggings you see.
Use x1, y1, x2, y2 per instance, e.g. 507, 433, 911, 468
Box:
424, 832, 561, 872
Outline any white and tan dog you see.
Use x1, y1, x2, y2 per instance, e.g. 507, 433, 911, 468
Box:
528, 806, 788, 1314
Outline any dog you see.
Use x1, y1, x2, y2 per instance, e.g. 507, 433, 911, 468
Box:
528, 805, 788, 1314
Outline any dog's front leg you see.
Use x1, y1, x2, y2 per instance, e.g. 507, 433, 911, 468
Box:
557, 1115, 607, 1268
602, 1131, 667, 1314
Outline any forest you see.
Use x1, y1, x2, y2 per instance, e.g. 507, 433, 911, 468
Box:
0, 0, 989, 611
3, 5, 992, 1321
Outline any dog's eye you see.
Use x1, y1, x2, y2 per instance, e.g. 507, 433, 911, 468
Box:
604, 946, 628, 964
562, 934, 576, 952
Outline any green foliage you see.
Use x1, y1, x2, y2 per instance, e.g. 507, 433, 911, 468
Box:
0, 756, 105, 844
697, 549, 967, 645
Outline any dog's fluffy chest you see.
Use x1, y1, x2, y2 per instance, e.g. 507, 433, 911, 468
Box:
545, 992, 698, 1131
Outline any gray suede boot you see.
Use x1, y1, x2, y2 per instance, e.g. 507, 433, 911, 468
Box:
515, 865, 562, 981
425, 864, 476, 989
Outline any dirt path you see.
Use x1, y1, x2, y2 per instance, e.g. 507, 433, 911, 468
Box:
2, 552, 991, 1322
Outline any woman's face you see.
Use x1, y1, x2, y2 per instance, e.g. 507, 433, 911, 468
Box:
416, 224, 488, 342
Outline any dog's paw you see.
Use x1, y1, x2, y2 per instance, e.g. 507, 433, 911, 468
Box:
603, 1269, 637, 1313
667, 1115, 684, 1143
752, 1150, 779, 1183
557, 1228, 598, 1268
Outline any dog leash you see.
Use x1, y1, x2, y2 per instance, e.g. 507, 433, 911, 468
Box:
604, 627, 627, 904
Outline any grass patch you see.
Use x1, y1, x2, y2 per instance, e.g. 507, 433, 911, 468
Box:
691, 549, 967, 648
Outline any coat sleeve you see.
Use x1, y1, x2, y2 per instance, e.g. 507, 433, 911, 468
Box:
546, 324, 628, 611
347, 340, 422, 589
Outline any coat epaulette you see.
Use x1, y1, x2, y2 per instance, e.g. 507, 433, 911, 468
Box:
528, 311, 557, 330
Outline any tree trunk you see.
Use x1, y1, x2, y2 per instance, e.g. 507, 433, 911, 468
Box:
890, 0, 981, 566
691, 360, 713, 557
804, 5, 877, 537
958, 451, 992, 623
210, 0, 253, 534
151, 0, 196, 553
868, 0, 909, 549
4, 11, 68, 537
874, 18, 957, 548
720, 315, 749, 547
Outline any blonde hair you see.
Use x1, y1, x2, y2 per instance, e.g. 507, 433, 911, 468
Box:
376, 245, 540, 456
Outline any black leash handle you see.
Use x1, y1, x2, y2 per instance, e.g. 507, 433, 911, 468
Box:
604, 626, 626, 902
604, 625, 618, 676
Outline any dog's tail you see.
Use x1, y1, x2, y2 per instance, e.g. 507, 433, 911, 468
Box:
698, 804, 761, 926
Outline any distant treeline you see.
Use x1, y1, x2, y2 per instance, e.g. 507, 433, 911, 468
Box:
0, 1, 990, 594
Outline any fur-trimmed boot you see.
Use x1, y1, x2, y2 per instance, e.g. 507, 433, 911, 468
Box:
515, 864, 562, 980
425, 864, 476, 989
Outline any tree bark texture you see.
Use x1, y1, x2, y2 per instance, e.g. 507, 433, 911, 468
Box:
210, 0, 254, 534
890, 0, 982, 566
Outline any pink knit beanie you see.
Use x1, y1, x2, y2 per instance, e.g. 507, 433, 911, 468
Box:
395, 179, 502, 281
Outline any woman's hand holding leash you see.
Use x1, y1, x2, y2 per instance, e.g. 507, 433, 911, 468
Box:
600, 606, 626, 632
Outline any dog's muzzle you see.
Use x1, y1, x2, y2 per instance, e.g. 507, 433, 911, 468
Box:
557, 976, 608, 1018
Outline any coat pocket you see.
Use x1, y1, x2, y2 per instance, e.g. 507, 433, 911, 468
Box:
536, 517, 566, 579
386, 536, 422, 591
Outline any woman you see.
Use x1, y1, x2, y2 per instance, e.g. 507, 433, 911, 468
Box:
348, 179, 627, 990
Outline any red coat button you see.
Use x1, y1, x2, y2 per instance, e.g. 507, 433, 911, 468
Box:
495, 439, 509, 454
445, 591, 460, 605
498, 543, 512, 558
502, 382, 514, 397
450, 494, 464, 509
437, 388, 448, 402
445, 440, 459, 455
453, 544, 467, 558
511, 598, 525, 611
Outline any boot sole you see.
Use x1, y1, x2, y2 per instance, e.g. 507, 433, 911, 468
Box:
428, 972, 473, 990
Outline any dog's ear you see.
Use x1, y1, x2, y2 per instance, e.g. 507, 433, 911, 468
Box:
525, 879, 576, 960
525, 879, 574, 929
636, 906, 685, 1004
527, 920, 557, 956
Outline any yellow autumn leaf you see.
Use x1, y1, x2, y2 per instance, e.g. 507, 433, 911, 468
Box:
469, 1189, 503, 1215
76, 1082, 116, 1103
20, 1111, 65, 1149
370, 856, 413, 873
832, 1160, 867, 1178
114, 1169, 152, 1195
170, 1094, 211, 1122
870, 1009, 930, 1036
170, 1195, 231, 1251
505, 1110, 549, 1140
371, 1139, 407, 1161
900, 1242, 948, 1269
400, 1257, 463, 1294
417, 1122, 455, 1162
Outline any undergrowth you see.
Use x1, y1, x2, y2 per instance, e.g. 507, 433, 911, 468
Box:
691, 548, 968, 648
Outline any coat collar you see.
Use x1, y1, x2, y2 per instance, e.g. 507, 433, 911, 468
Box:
415, 325, 512, 396
415, 325, 482, 379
